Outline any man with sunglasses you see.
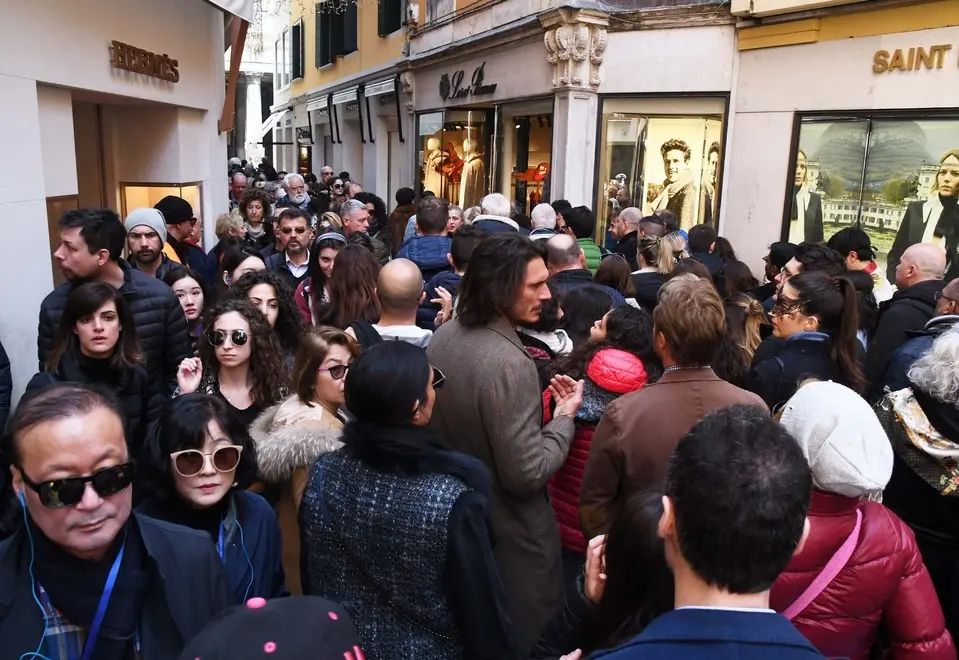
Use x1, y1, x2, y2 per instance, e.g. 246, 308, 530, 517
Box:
0, 383, 233, 659
155, 195, 216, 290
265, 208, 313, 291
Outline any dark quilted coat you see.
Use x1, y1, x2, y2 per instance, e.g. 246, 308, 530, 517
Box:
37, 260, 191, 397
544, 349, 647, 553
771, 490, 955, 660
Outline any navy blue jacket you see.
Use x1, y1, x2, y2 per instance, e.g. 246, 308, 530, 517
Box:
550, 269, 626, 307
418, 271, 463, 330
872, 315, 959, 402
592, 608, 825, 659
398, 234, 453, 284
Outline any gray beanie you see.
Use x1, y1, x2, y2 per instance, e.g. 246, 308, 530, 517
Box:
124, 208, 167, 243
778, 380, 892, 498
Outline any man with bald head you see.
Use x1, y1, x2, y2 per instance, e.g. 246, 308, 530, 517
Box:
545, 233, 625, 306
348, 258, 433, 348
866, 242, 947, 387
610, 206, 642, 270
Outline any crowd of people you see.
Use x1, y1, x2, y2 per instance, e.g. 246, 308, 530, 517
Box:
0, 156, 958, 659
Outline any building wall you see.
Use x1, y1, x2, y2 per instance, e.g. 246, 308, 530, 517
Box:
0, 0, 228, 405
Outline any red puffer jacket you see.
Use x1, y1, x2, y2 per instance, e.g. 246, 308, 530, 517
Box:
771, 490, 955, 660
544, 348, 647, 554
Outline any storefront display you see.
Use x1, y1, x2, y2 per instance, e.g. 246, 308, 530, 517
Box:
494, 102, 554, 216
596, 97, 725, 232
784, 115, 959, 280
120, 182, 202, 220
417, 109, 493, 206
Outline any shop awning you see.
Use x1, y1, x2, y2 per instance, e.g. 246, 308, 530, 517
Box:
306, 97, 328, 113
205, 0, 254, 20
332, 87, 359, 105
258, 109, 290, 139
364, 78, 395, 98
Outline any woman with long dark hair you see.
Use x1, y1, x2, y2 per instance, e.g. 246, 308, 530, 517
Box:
228, 270, 304, 368
295, 233, 347, 326
533, 492, 675, 657
747, 271, 865, 410
316, 244, 380, 330
561, 285, 615, 347
219, 245, 267, 297
845, 269, 880, 350
594, 254, 638, 307
26, 281, 158, 451
164, 266, 206, 353
299, 342, 513, 657
176, 299, 291, 428
723, 260, 759, 300
138, 394, 286, 603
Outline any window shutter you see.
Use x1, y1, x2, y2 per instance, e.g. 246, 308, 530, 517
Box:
378, 0, 404, 37
377, 0, 389, 37
314, 3, 324, 68
291, 22, 303, 80
342, 2, 358, 55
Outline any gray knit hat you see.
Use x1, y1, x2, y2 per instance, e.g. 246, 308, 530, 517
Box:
124, 208, 167, 243
779, 380, 892, 498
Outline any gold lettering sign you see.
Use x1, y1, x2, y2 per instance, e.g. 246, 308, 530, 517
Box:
873, 44, 952, 73
109, 41, 180, 83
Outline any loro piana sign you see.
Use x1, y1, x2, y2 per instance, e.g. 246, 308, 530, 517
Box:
109, 40, 180, 83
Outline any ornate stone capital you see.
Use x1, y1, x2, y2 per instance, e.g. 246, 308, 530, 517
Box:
399, 71, 415, 113
541, 8, 608, 90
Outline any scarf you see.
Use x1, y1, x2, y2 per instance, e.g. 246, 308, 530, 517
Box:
30, 517, 148, 660
140, 495, 229, 543
935, 194, 959, 280
245, 222, 266, 240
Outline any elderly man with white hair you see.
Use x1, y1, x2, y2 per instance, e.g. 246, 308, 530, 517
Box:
340, 198, 390, 265
473, 192, 527, 235
529, 203, 557, 241
279, 172, 315, 215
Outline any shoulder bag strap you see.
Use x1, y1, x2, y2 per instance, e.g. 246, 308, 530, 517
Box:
783, 508, 862, 620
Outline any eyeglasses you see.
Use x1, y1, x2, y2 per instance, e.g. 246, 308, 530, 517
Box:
207, 329, 249, 347
770, 295, 803, 318
332, 184, 344, 189
318, 363, 350, 380
20, 462, 134, 509
935, 290, 954, 303
280, 226, 308, 235
170, 446, 243, 478
432, 366, 446, 390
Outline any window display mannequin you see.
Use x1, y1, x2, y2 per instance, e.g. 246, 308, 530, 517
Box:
423, 137, 444, 197
460, 139, 485, 209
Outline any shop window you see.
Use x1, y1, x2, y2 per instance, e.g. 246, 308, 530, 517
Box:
378, 0, 404, 36
291, 20, 304, 81
785, 115, 959, 281
596, 97, 726, 235
417, 110, 493, 208
492, 100, 554, 217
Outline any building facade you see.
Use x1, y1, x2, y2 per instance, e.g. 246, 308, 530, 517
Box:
0, 0, 247, 400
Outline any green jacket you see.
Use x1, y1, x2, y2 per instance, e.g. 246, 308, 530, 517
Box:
577, 238, 606, 275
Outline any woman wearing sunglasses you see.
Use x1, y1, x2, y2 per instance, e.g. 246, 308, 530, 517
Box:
252, 327, 358, 593
138, 393, 287, 603
228, 270, 305, 370
176, 299, 291, 428
26, 281, 160, 454
299, 341, 513, 658
747, 271, 865, 411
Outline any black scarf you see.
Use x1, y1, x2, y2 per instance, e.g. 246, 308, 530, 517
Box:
138, 495, 228, 543
936, 195, 959, 280
341, 422, 491, 498
30, 517, 148, 660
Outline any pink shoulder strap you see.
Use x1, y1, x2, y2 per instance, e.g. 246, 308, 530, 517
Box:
783, 508, 862, 620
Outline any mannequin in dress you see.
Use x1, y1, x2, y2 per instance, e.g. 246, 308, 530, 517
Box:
423, 137, 444, 197
459, 139, 486, 209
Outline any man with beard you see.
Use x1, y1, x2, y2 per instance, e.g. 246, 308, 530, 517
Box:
0, 383, 233, 658
651, 139, 698, 230
38, 208, 190, 396
124, 209, 177, 280
265, 207, 313, 290
278, 173, 317, 216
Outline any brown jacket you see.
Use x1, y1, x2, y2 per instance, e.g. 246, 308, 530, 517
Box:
251, 397, 343, 595
579, 367, 767, 539
389, 203, 415, 256
428, 317, 576, 655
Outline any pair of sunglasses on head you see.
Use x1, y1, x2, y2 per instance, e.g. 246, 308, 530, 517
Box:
19, 445, 244, 509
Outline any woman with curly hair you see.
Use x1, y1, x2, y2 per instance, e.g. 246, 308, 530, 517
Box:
176, 299, 291, 428
545, 304, 660, 585
295, 233, 347, 326
316, 244, 380, 330
228, 270, 305, 369
239, 187, 274, 250
354, 191, 389, 238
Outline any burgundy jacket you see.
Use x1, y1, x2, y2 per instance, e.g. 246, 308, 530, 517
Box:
771, 490, 955, 660
543, 349, 648, 554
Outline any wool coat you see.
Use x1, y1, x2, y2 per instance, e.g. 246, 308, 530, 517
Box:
428, 316, 576, 655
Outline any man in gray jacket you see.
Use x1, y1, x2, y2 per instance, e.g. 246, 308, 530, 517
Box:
428, 233, 583, 654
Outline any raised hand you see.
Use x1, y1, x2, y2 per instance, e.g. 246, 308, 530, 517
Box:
176, 357, 203, 395
584, 534, 608, 604
550, 375, 585, 419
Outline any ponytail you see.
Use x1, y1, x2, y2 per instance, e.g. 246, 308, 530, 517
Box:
834, 276, 866, 393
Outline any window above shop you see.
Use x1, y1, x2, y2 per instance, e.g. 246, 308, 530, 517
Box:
274, 29, 291, 90
378, 0, 405, 36
315, 1, 358, 68
291, 19, 304, 81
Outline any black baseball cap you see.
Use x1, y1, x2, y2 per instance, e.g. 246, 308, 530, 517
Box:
155, 196, 195, 225
764, 241, 797, 269
827, 226, 875, 262
177, 597, 364, 660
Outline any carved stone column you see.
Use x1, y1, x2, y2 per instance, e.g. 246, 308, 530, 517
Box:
541, 9, 608, 206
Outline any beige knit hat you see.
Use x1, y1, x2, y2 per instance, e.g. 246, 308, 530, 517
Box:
778, 380, 893, 498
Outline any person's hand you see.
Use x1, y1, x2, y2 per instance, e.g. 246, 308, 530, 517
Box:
177, 357, 203, 395
584, 534, 608, 604
432, 286, 453, 326
550, 375, 584, 419
560, 650, 583, 660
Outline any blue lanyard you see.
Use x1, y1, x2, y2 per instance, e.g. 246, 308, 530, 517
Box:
76, 541, 125, 660
216, 522, 225, 563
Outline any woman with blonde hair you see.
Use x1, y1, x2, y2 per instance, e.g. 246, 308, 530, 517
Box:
630, 231, 686, 312
318, 211, 342, 232
712, 293, 768, 387
251, 326, 358, 593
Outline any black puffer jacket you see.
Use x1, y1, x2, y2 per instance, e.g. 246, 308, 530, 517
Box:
37, 260, 190, 396
26, 350, 163, 456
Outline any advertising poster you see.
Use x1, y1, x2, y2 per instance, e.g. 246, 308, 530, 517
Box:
786, 117, 959, 281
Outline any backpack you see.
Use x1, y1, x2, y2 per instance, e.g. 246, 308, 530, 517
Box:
348, 321, 383, 350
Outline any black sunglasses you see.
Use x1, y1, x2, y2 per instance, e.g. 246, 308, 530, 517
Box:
20, 462, 135, 509
207, 329, 249, 347
318, 363, 351, 380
